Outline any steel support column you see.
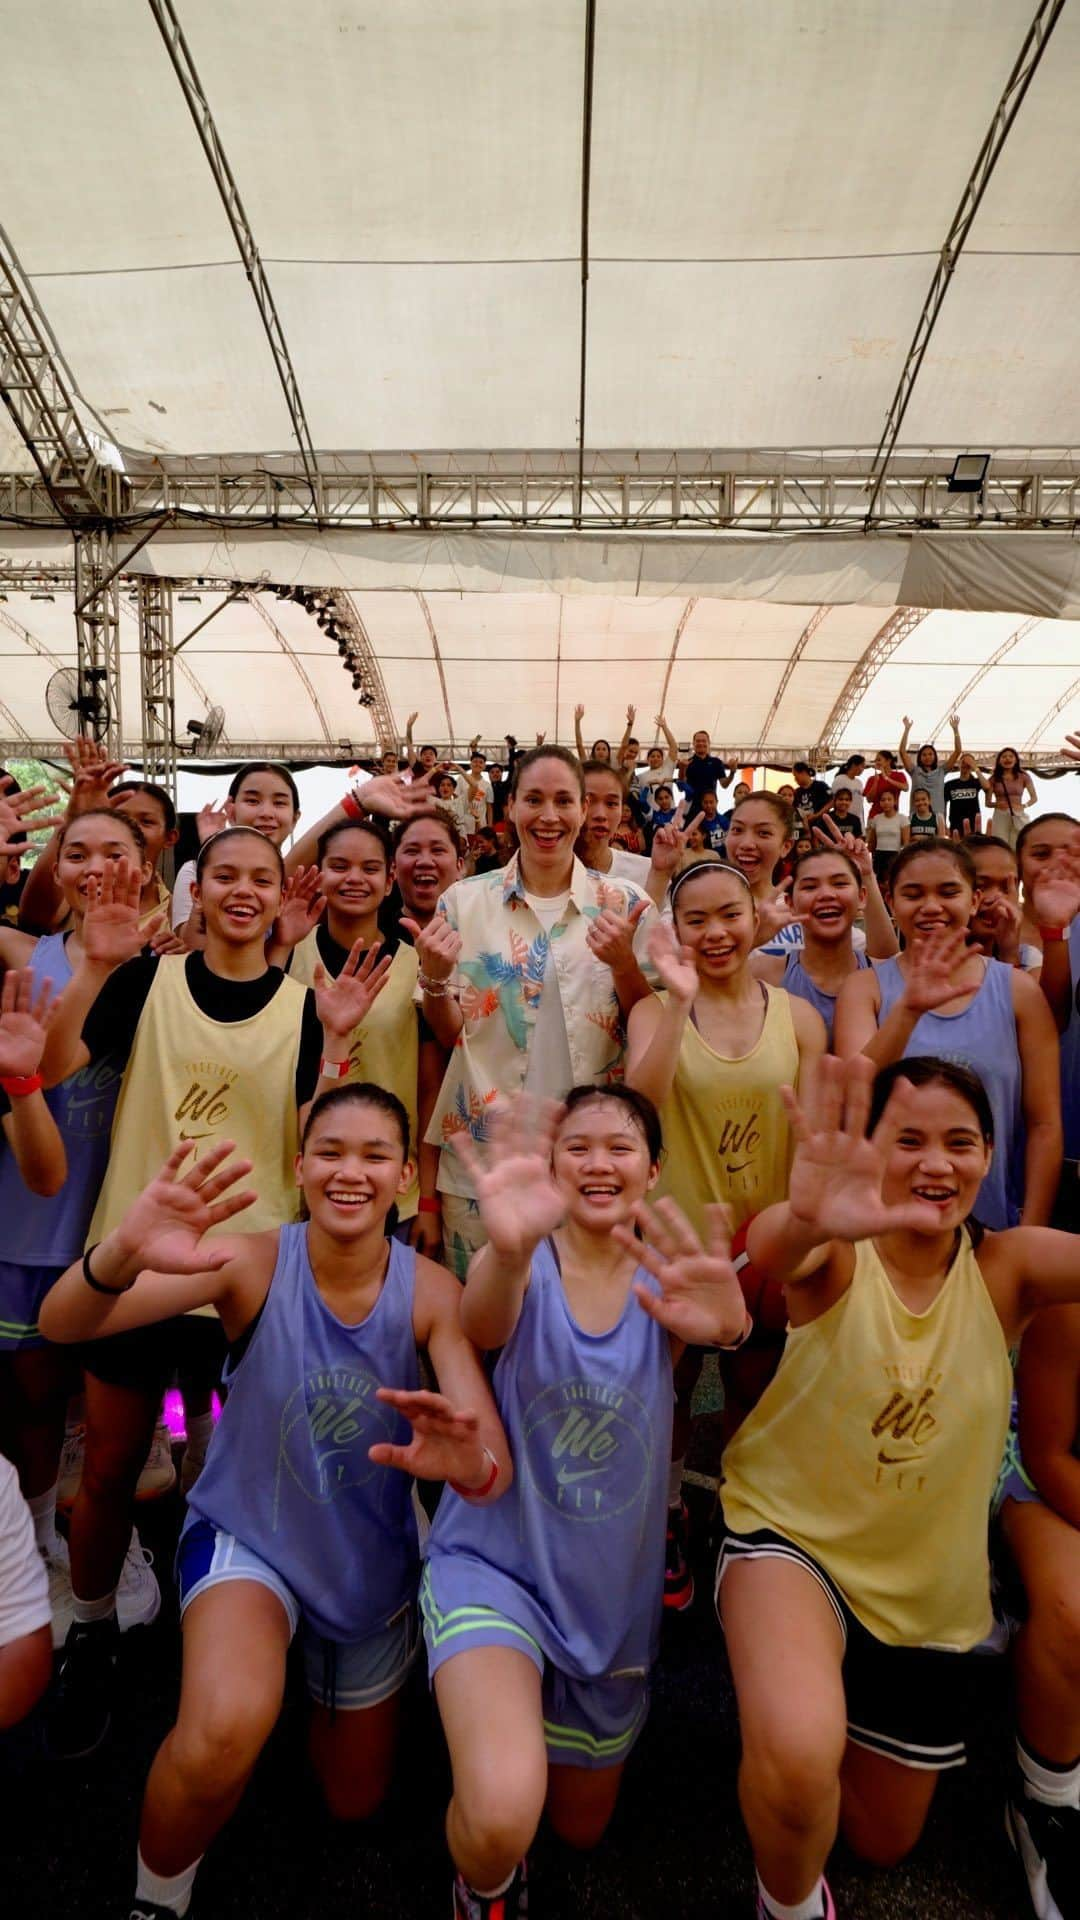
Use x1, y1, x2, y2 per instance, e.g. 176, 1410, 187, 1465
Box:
137, 578, 177, 797
74, 527, 122, 757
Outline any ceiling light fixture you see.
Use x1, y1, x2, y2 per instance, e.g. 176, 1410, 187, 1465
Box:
946, 453, 989, 494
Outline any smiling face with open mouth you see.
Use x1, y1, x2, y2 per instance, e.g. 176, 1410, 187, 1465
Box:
791, 854, 864, 947
508, 755, 585, 886
56, 813, 152, 923
723, 798, 792, 898
878, 1081, 991, 1231
672, 865, 757, 980
552, 1097, 658, 1232
195, 831, 283, 946
391, 815, 463, 924
299, 1096, 412, 1244
319, 824, 390, 935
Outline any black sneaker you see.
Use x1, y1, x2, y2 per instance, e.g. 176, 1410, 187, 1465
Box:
664, 1500, 694, 1612
1006, 1792, 1079, 1919
48, 1616, 120, 1759
453, 1858, 528, 1919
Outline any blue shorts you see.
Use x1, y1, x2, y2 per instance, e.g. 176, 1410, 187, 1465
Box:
419, 1565, 649, 1772
0, 1260, 64, 1351
177, 1518, 419, 1711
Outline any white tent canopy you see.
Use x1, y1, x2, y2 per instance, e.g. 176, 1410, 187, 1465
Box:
1, 1, 1078, 758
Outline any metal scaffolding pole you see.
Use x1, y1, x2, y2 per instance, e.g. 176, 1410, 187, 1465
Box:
137, 578, 177, 797
74, 527, 122, 758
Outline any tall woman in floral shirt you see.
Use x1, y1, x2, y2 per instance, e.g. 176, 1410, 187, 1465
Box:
408, 747, 654, 1277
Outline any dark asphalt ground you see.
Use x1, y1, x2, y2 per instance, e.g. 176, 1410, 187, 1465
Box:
2, 1477, 1031, 1920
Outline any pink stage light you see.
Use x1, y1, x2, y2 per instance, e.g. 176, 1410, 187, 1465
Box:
162, 1388, 222, 1442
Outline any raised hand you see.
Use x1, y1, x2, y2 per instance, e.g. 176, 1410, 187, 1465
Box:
753, 882, 807, 948
977, 893, 1023, 961
273, 864, 325, 951
111, 1141, 256, 1276
574, 703, 585, 723
1029, 864, 1080, 931
81, 857, 151, 969
646, 918, 698, 1005
62, 737, 129, 816
0, 777, 66, 856
812, 813, 872, 877
147, 923, 186, 957
626, 703, 636, 726
195, 798, 232, 845
402, 911, 462, 985
611, 1198, 747, 1346
368, 1388, 489, 1488
900, 925, 968, 1015
782, 1055, 944, 1241
314, 939, 394, 1039
1064, 731, 1080, 762
349, 766, 445, 823
535, 731, 546, 746
585, 898, 650, 976
405, 710, 419, 731
0, 969, 57, 1079
649, 803, 704, 878
452, 1098, 565, 1259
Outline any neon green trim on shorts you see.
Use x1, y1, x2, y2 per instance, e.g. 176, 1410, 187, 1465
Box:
420, 1567, 542, 1657
542, 1702, 646, 1758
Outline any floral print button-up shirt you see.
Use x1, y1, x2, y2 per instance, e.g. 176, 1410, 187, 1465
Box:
426, 854, 654, 1195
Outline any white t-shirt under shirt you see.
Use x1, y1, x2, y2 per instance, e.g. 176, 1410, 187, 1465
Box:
171, 857, 197, 929
522, 890, 574, 1102
0, 1453, 49, 1649
607, 848, 652, 889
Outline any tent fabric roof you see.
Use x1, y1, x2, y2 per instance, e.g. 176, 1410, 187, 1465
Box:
1, 0, 1078, 462
2, 589, 1078, 760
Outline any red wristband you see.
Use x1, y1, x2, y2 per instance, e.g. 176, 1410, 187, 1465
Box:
1038, 925, 1067, 944
450, 1447, 499, 1501
418, 1196, 442, 1215
340, 791, 363, 820
0, 1073, 43, 1098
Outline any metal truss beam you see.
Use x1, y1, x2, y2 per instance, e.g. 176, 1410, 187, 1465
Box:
147, 0, 320, 513
244, 592, 333, 747
414, 593, 455, 748
4, 449, 1077, 534
927, 617, 1041, 739
864, 0, 1066, 524
0, 602, 63, 667
325, 593, 397, 750
814, 609, 928, 759
74, 527, 122, 757
755, 604, 833, 751
1025, 677, 1080, 752
137, 579, 178, 798
0, 223, 120, 519
655, 598, 698, 728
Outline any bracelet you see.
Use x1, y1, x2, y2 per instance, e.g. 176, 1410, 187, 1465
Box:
449, 1445, 499, 1501
82, 1243, 137, 1297
1038, 925, 1068, 943
418, 1196, 442, 1215
319, 1055, 351, 1080
340, 790, 364, 821
418, 973, 453, 997
0, 1072, 43, 1098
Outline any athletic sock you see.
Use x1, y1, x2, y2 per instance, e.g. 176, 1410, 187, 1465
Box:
469, 1866, 516, 1899
135, 1849, 202, 1917
667, 1454, 686, 1509
28, 1484, 62, 1557
1017, 1736, 1080, 1810
756, 1873, 827, 1920
183, 1412, 214, 1457
71, 1588, 118, 1626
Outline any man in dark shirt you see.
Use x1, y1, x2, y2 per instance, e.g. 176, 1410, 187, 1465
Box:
680, 730, 733, 807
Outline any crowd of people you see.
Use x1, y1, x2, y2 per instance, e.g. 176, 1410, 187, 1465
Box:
0, 705, 1077, 1920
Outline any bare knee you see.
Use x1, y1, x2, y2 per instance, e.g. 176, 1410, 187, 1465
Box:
1028, 1582, 1080, 1688
743, 1732, 843, 1835
170, 1693, 278, 1801
547, 1798, 615, 1850
841, 1799, 927, 1867
80, 1437, 144, 1504
453, 1753, 545, 1869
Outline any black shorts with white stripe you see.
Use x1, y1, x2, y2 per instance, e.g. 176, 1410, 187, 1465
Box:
715, 1524, 988, 1772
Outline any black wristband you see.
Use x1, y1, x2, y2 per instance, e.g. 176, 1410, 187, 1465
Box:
82, 1243, 136, 1296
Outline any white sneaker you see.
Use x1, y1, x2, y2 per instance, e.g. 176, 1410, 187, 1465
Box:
115, 1529, 161, 1632
135, 1422, 177, 1502
57, 1424, 85, 1510
40, 1537, 74, 1649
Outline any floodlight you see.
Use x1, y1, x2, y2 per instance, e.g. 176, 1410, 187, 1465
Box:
947, 453, 989, 493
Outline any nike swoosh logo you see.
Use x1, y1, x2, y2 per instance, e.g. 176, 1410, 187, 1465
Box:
556, 1464, 606, 1486
877, 1450, 922, 1466
178, 1129, 212, 1143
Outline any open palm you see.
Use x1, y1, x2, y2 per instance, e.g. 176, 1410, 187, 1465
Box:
783, 1056, 941, 1240
0, 969, 56, 1078
274, 865, 326, 949
1030, 867, 1080, 931
81, 858, 151, 967
453, 1099, 565, 1258
113, 1142, 256, 1275
646, 920, 698, 1005
314, 940, 394, 1037
613, 1198, 746, 1346
901, 926, 969, 1015
369, 1388, 487, 1487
